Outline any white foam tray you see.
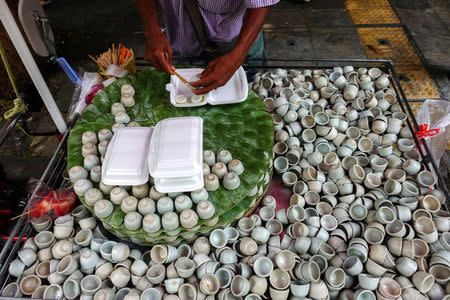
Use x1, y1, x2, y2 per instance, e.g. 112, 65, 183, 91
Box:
148, 116, 204, 192
166, 67, 248, 107
101, 117, 203, 193
101, 127, 154, 186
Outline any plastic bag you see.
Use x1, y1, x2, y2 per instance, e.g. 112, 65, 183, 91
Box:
68, 69, 104, 120
26, 179, 78, 220
26, 179, 55, 219
53, 186, 78, 217
105, 64, 128, 78
416, 99, 450, 168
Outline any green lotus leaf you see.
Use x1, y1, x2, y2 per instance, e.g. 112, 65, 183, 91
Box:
68, 68, 273, 244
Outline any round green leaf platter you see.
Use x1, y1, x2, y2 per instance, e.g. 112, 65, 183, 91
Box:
67, 68, 273, 245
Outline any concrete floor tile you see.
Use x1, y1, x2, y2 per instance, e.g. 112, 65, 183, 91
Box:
434, 10, 450, 30
309, 0, 345, 9
412, 34, 450, 69
395, 8, 448, 35
310, 27, 366, 59
265, 8, 307, 28
428, 0, 450, 10
429, 70, 450, 100
264, 28, 315, 59
306, 9, 353, 27
388, 0, 431, 10
272, 0, 306, 9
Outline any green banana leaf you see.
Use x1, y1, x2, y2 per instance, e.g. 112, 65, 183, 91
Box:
103, 175, 271, 245
67, 68, 273, 244
81, 69, 170, 123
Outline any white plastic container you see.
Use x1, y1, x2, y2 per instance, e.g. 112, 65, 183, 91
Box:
166, 67, 248, 107
148, 116, 204, 193
101, 126, 154, 186
101, 117, 204, 193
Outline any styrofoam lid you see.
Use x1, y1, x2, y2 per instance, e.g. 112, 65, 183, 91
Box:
167, 67, 247, 107
101, 127, 154, 186
153, 174, 204, 193
208, 66, 248, 105
148, 116, 203, 179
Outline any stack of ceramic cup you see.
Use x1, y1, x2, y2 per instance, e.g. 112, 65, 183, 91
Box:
4, 190, 450, 300
3, 66, 449, 300
249, 66, 449, 300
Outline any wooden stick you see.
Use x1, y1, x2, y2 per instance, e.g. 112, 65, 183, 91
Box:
173, 70, 193, 89
99, 57, 108, 68
88, 54, 98, 64
112, 44, 117, 64
11, 207, 39, 220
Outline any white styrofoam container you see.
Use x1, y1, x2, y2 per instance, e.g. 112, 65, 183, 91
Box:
101, 127, 154, 186
101, 117, 204, 192
166, 67, 248, 107
148, 116, 204, 193
153, 174, 204, 194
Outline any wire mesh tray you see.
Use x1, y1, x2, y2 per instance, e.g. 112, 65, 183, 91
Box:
0, 58, 448, 299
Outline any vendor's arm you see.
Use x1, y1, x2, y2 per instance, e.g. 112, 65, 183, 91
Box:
136, 0, 174, 74
190, 7, 269, 95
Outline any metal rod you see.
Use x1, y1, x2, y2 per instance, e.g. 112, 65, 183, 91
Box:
0, 0, 67, 133
387, 63, 449, 202
387, 67, 429, 161
0, 224, 32, 286
387, 63, 420, 130
135, 57, 394, 64
0, 117, 76, 269
245, 58, 393, 63
135, 57, 395, 70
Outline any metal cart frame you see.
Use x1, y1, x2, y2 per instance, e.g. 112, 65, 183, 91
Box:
0, 58, 448, 298
0, 116, 77, 293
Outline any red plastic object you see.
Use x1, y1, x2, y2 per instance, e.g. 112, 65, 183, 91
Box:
30, 190, 55, 218
415, 124, 440, 145
85, 85, 104, 105
52, 190, 78, 217
0, 235, 30, 242
266, 177, 292, 238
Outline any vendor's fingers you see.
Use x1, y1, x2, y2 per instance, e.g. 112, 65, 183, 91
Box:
162, 51, 174, 74
164, 48, 175, 74
192, 81, 221, 95
149, 57, 163, 72
166, 44, 173, 61
154, 53, 170, 73
196, 66, 213, 80
150, 57, 164, 72
190, 75, 216, 88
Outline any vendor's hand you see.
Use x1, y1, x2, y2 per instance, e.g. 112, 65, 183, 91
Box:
190, 51, 245, 95
145, 30, 175, 75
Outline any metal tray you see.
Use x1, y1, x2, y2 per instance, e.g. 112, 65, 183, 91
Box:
241, 58, 449, 204
0, 58, 448, 298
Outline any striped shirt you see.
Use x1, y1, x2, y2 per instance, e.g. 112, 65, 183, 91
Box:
158, 0, 279, 58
